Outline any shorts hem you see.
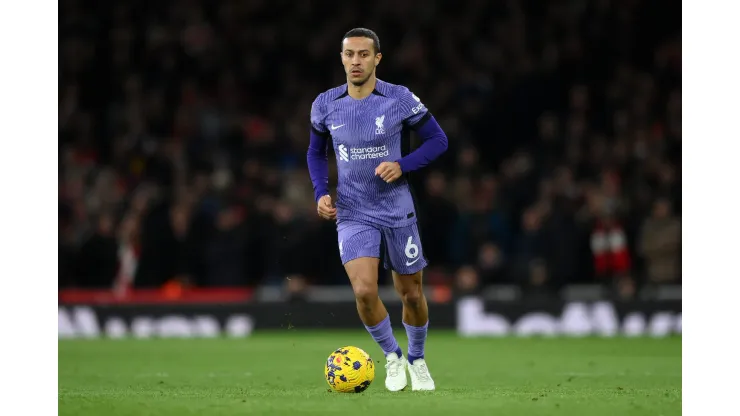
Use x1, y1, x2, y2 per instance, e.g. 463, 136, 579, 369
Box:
341, 253, 381, 265
387, 258, 428, 275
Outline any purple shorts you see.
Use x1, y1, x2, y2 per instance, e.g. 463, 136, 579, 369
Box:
337, 220, 428, 275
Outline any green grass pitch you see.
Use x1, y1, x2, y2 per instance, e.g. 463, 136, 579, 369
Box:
59, 331, 681, 415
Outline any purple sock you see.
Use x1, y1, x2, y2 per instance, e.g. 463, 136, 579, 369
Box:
365, 315, 403, 358
403, 321, 429, 364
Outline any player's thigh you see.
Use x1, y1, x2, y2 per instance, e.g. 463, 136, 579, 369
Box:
381, 222, 428, 275
338, 222, 382, 293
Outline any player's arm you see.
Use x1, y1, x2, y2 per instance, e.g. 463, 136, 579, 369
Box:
307, 97, 336, 220
396, 112, 448, 173
376, 89, 448, 182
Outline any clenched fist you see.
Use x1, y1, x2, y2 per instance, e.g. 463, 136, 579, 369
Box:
375, 161, 403, 183
316, 195, 337, 220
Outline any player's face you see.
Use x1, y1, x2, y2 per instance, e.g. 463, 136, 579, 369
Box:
341, 37, 381, 86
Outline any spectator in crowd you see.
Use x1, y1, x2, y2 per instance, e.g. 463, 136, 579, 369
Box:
75, 212, 118, 288
454, 266, 481, 297
510, 206, 546, 288
638, 198, 681, 284
476, 242, 507, 286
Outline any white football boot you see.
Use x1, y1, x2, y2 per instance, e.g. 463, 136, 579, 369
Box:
407, 358, 435, 391
384, 352, 408, 391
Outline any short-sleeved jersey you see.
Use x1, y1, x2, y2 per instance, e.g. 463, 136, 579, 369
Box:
310, 79, 429, 228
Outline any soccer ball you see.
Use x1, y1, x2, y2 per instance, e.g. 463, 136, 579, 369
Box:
324, 346, 375, 393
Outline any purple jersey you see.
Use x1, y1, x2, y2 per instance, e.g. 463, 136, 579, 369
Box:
310, 80, 429, 228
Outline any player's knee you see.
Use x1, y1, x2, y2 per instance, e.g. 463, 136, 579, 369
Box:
352, 282, 379, 304
400, 286, 422, 307
345, 257, 381, 305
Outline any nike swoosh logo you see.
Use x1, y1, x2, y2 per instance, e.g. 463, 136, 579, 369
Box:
405, 258, 420, 266
331, 124, 345, 130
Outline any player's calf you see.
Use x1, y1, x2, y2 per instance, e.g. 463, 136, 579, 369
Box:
345, 257, 407, 391
393, 270, 435, 390
352, 281, 384, 321
393, 271, 429, 361
395, 279, 425, 324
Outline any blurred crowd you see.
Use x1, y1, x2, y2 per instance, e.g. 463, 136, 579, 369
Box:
58, 0, 681, 298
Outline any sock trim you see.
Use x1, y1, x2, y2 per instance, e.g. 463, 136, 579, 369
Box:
402, 320, 429, 329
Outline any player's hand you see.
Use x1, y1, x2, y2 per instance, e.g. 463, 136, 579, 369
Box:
317, 195, 337, 220
375, 162, 402, 183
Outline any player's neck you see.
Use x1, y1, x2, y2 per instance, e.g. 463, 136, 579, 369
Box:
346, 75, 377, 100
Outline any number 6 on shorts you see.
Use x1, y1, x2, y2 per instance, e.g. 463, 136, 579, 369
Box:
383, 223, 427, 274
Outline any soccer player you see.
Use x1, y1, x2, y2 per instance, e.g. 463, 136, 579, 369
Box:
307, 28, 448, 392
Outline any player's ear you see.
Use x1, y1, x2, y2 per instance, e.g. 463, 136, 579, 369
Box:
375, 53, 382, 66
